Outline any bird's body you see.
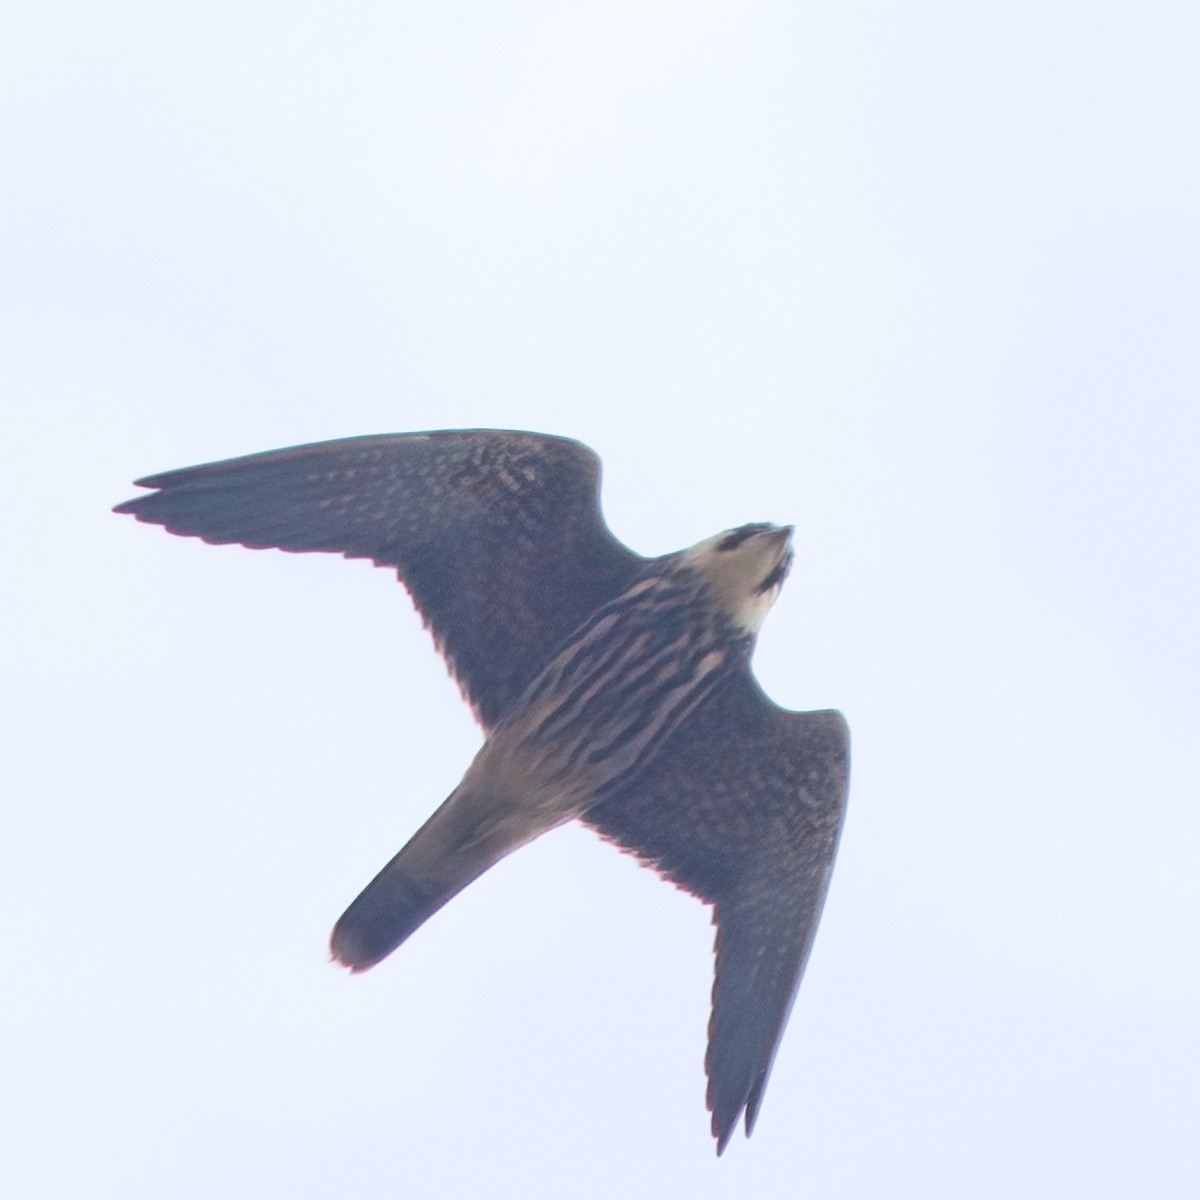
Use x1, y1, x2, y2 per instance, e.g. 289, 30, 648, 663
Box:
115, 429, 849, 1153
332, 526, 791, 972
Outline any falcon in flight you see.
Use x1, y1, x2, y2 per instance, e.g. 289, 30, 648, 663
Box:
115, 429, 849, 1153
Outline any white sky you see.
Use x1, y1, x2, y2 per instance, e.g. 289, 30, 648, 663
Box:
3, 2, 1198, 1196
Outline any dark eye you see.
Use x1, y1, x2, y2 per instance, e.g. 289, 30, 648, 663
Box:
717, 524, 771, 551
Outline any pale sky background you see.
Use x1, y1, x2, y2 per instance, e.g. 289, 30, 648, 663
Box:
3, 3, 1198, 1197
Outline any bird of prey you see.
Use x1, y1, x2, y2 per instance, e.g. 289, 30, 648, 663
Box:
114, 429, 848, 1154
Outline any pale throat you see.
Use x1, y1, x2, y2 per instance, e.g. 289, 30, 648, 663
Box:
689, 549, 784, 635
732, 582, 781, 633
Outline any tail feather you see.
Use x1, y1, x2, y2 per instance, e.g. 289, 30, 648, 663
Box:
331, 862, 465, 972
330, 784, 542, 972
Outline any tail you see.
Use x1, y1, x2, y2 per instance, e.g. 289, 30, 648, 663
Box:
330, 785, 534, 972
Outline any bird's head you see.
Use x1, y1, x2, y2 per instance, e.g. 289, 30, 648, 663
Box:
681, 523, 794, 633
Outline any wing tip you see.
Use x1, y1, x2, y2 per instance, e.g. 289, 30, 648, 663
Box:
709, 1094, 753, 1156
112, 493, 150, 517
709, 1069, 771, 1155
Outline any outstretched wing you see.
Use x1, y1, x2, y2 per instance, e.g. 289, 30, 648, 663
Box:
114, 430, 644, 728
579, 670, 848, 1154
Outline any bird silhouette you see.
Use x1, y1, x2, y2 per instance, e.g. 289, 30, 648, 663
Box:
115, 428, 849, 1153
